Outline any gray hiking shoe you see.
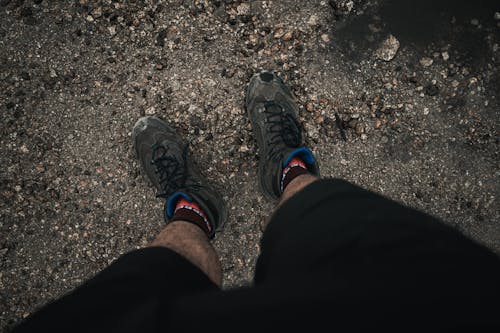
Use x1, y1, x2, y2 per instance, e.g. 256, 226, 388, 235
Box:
132, 116, 226, 238
245, 71, 320, 200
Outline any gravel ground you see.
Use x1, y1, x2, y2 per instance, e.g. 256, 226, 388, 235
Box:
1, 0, 499, 331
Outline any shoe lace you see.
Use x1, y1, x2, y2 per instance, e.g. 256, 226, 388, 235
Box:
151, 144, 186, 198
263, 101, 302, 161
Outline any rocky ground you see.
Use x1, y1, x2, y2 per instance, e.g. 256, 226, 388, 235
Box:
1, 0, 499, 331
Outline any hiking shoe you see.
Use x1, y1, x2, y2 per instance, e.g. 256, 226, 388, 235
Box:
245, 71, 320, 200
132, 116, 226, 238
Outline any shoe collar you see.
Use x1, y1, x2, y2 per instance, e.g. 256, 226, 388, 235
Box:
282, 147, 316, 167
166, 192, 192, 218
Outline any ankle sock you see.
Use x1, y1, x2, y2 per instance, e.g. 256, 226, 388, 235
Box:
171, 198, 212, 237
280, 156, 310, 193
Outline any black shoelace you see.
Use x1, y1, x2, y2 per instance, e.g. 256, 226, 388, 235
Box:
151, 144, 186, 198
264, 101, 302, 160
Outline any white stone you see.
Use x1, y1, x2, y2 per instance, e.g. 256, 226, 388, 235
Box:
236, 3, 250, 16
419, 57, 433, 67
108, 26, 116, 36
307, 15, 319, 27
20, 145, 29, 153
375, 34, 400, 61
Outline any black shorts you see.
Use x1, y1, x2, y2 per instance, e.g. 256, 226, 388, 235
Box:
13, 179, 500, 332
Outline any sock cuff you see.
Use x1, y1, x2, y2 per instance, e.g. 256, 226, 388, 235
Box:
280, 157, 309, 193
171, 198, 213, 236
284, 157, 306, 170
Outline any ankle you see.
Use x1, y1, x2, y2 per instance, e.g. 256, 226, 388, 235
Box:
280, 174, 319, 204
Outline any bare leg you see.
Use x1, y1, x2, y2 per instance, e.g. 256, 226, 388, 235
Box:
262, 174, 319, 230
150, 221, 222, 287
148, 175, 317, 285
279, 174, 319, 205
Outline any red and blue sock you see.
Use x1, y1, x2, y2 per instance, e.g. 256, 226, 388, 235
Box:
171, 198, 212, 236
280, 156, 310, 194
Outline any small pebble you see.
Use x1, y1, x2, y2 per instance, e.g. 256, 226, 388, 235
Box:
236, 3, 250, 16
420, 57, 433, 67
375, 34, 400, 61
282, 31, 293, 41
306, 101, 314, 112
307, 15, 319, 27
274, 28, 285, 39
